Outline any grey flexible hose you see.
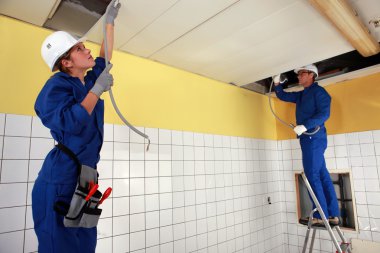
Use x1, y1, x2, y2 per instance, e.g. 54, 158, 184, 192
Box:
268, 79, 320, 136
104, 0, 150, 150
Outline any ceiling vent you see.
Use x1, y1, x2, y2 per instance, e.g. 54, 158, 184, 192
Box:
44, 0, 110, 37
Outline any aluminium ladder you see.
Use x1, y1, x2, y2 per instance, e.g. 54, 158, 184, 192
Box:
301, 173, 351, 253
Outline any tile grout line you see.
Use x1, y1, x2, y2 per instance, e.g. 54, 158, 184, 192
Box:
128, 128, 131, 253
111, 124, 114, 253
0, 113, 7, 183
23, 115, 33, 253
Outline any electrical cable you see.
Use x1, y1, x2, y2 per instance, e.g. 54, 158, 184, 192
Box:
268, 77, 320, 136
103, 0, 150, 150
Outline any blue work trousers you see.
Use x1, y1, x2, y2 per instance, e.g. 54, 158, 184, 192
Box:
300, 136, 340, 219
32, 178, 97, 253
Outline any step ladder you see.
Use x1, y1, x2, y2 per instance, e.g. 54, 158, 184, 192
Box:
301, 173, 352, 253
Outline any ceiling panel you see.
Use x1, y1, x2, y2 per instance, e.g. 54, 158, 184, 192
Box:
225, 25, 352, 85
151, 0, 299, 61
119, 0, 239, 57
86, 0, 179, 47
195, 2, 353, 84
0, 0, 58, 26
151, 0, 353, 85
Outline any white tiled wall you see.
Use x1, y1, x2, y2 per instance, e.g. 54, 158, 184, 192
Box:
0, 113, 285, 253
2, 112, 379, 253
279, 131, 380, 252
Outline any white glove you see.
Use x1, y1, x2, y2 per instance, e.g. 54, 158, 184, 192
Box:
272, 74, 287, 86
294, 125, 307, 136
273, 74, 281, 84
106, 2, 121, 25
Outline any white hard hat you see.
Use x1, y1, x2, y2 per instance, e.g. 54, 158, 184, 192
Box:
41, 31, 86, 71
294, 64, 318, 77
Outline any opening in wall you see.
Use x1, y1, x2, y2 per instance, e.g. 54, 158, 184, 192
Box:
295, 171, 357, 231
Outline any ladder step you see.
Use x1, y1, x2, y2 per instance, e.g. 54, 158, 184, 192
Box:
299, 218, 341, 227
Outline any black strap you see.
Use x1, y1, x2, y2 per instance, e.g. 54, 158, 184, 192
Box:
54, 201, 70, 216
56, 143, 81, 175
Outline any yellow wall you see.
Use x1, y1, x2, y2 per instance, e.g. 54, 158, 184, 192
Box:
275, 72, 380, 140
0, 16, 277, 139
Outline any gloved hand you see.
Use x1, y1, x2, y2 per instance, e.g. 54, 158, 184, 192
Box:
106, 2, 121, 25
90, 64, 114, 97
273, 74, 281, 84
273, 74, 288, 86
294, 125, 307, 136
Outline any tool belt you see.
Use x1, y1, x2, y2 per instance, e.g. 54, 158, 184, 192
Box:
54, 143, 102, 228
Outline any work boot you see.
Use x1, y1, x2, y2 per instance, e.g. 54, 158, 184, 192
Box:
329, 217, 341, 226
299, 217, 324, 226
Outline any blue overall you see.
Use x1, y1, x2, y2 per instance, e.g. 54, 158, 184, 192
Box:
275, 82, 339, 219
32, 58, 106, 253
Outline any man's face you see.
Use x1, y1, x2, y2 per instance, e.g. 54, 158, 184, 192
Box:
297, 70, 314, 87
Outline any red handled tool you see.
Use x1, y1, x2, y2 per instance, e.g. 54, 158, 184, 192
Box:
85, 184, 99, 201
98, 187, 112, 205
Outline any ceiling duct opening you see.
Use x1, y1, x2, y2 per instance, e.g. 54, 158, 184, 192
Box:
44, 0, 111, 37
241, 48, 380, 94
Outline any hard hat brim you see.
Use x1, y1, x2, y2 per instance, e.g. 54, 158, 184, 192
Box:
294, 67, 318, 77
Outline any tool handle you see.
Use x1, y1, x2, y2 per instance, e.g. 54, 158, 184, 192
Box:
85, 184, 99, 201
89, 180, 95, 190
99, 187, 112, 205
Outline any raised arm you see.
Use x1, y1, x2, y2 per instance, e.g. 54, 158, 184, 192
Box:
100, 24, 115, 60
99, 2, 120, 61
82, 3, 120, 114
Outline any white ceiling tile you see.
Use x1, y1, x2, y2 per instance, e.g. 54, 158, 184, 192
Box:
0, 0, 58, 26
151, 0, 299, 60
120, 0, 239, 57
193, 10, 353, 84
151, 0, 353, 84
86, 0, 179, 46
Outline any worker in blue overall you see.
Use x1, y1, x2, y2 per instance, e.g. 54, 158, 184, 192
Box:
32, 4, 120, 253
273, 65, 340, 226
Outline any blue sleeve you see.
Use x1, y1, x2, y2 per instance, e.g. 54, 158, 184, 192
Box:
35, 78, 91, 135
304, 89, 331, 130
84, 57, 106, 91
274, 84, 299, 103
